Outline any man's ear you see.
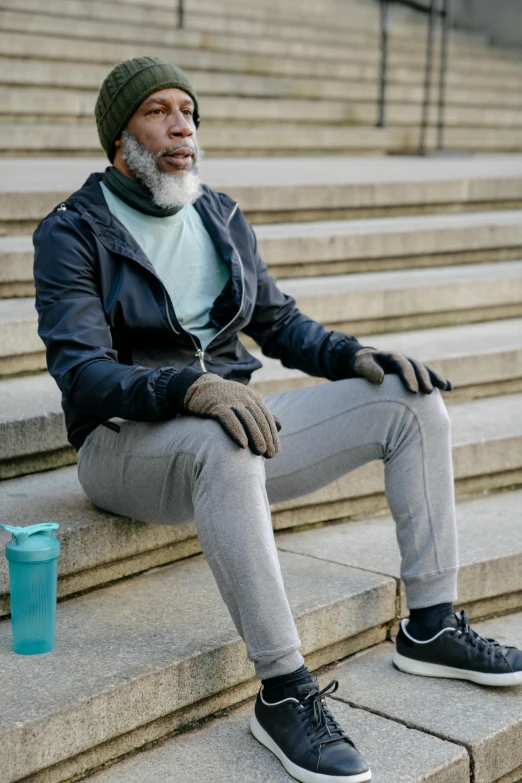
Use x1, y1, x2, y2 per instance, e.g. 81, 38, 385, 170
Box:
114, 135, 122, 149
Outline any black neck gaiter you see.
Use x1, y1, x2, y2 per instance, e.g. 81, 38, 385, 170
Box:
101, 166, 183, 217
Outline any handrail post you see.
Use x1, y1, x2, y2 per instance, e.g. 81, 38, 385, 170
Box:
418, 0, 438, 154
377, 0, 390, 128
436, 0, 453, 150
178, 0, 184, 29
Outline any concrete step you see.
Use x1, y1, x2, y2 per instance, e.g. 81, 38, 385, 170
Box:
0, 121, 395, 157
1, 2, 520, 83
4, 247, 522, 331
265, 390, 522, 530
100, 0, 490, 50
0, 10, 448, 70
0, 540, 396, 783
4, 55, 522, 137
2, 31, 522, 96
0, 373, 74, 479
269, 261, 522, 326
329, 611, 522, 783
2, 260, 522, 367
2, 155, 522, 234
5, 212, 522, 291
16, 121, 521, 157
0, 298, 44, 375
4, 41, 522, 113
5, 0, 371, 28
60, 617, 522, 783
2, 357, 522, 507
0, 6, 501, 66
0, 116, 517, 157
277, 489, 522, 623
251, 318, 522, 402
0, 0, 482, 49
3, 288, 522, 397
253, 213, 522, 277
2, 486, 522, 783
2, 442, 521, 623
7, 86, 522, 133
0, 7, 503, 73
0, 6, 395, 53
84, 696, 470, 783
0, 57, 376, 101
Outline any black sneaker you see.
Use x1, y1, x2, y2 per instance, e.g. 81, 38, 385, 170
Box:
249, 676, 371, 783
393, 609, 522, 686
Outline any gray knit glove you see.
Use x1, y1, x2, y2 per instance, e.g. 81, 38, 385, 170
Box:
183, 373, 282, 457
352, 347, 453, 394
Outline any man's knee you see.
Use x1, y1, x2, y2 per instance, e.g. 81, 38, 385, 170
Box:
381, 373, 451, 429
185, 415, 267, 470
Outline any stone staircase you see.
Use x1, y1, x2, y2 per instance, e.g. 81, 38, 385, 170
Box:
3, 0, 522, 155
2, 0, 522, 778
1, 151, 522, 783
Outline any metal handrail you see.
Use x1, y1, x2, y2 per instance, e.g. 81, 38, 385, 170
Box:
377, 0, 455, 154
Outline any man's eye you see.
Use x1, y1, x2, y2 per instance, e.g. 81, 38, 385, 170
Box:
183, 110, 193, 116
148, 109, 162, 115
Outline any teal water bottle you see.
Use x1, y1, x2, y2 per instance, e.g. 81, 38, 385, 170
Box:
1, 522, 61, 655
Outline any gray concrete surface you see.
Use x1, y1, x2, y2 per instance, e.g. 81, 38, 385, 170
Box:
0, 121, 393, 154
3, 155, 522, 230
255, 211, 522, 265
0, 373, 67, 461
1, 368, 521, 491
251, 317, 522, 397
5, 87, 522, 130
0, 2, 488, 64
1, 122, 521, 157
1, 154, 522, 193
2, 456, 521, 625
3, 301, 522, 403
268, 391, 522, 521
0, 550, 395, 782
276, 489, 522, 614
331, 612, 522, 783
84, 698, 469, 783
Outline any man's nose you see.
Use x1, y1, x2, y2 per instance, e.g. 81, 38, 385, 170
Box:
167, 109, 193, 136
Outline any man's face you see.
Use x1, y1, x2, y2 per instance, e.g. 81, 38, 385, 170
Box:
113, 87, 204, 209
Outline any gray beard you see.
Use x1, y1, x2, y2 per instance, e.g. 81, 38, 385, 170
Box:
121, 128, 205, 209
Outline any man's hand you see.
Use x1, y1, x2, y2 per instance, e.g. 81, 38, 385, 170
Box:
183, 372, 282, 457
352, 347, 453, 394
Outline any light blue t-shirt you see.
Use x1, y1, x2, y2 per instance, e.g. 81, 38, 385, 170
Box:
100, 181, 231, 351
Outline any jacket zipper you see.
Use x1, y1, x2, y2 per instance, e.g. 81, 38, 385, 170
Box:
191, 202, 245, 373
167, 201, 244, 374
162, 287, 181, 335
162, 282, 207, 370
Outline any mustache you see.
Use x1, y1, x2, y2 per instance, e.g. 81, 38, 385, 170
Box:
155, 141, 197, 159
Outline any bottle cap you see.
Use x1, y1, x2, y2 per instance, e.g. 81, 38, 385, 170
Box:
1, 523, 61, 563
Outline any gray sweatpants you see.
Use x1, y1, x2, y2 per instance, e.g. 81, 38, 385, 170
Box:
77, 373, 459, 680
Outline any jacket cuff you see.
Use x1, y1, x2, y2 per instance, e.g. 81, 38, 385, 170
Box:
166, 366, 206, 414
322, 334, 375, 380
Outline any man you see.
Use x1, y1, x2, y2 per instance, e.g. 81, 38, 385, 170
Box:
33, 57, 522, 783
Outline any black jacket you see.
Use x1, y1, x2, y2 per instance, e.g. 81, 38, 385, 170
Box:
33, 172, 363, 452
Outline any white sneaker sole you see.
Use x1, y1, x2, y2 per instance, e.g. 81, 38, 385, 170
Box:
249, 712, 372, 783
393, 651, 522, 686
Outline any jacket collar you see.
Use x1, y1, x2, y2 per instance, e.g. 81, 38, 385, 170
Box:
64, 172, 243, 307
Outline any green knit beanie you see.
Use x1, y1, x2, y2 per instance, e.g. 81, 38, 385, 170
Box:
95, 56, 200, 162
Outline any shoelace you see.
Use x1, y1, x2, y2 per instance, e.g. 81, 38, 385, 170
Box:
453, 610, 513, 660
297, 679, 356, 750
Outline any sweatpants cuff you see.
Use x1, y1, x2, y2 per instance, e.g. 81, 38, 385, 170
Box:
404, 569, 459, 610
254, 648, 305, 680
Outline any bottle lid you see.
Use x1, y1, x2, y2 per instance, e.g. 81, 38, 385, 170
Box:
1, 523, 61, 563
